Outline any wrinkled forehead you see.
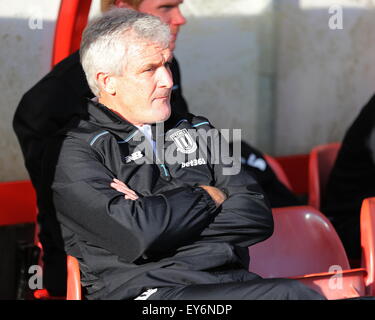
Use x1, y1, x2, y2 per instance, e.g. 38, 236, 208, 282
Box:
125, 39, 172, 67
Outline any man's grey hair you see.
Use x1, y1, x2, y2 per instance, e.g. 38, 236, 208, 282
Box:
80, 8, 171, 96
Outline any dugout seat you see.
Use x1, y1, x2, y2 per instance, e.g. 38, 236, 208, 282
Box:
66, 255, 81, 300
360, 197, 375, 296
33, 0, 90, 300
33, 256, 81, 300
264, 154, 293, 191
0, 180, 37, 226
308, 142, 341, 210
248, 205, 372, 299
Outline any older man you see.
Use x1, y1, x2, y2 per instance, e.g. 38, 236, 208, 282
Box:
13, 0, 188, 296
46, 8, 323, 300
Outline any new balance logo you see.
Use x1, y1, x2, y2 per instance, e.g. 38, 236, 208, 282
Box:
124, 151, 143, 163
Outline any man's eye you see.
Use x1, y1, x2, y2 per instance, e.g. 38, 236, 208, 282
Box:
145, 67, 155, 72
160, 5, 174, 10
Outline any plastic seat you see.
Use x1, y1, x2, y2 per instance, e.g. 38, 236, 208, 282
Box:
52, 0, 92, 67
248, 205, 370, 299
0, 180, 37, 226
33, 255, 82, 300
33, 0, 89, 300
264, 154, 293, 191
308, 142, 341, 209
360, 197, 375, 296
66, 255, 81, 300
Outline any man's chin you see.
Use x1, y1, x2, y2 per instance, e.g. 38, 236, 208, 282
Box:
159, 108, 171, 122
169, 40, 176, 52
151, 104, 171, 123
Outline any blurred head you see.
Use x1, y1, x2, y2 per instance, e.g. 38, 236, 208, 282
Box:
101, 0, 186, 51
81, 8, 173, 125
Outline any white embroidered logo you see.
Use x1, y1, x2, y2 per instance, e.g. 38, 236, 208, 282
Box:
171, 129, 197, 154
124, 151, 143, 163
134, 288, 158, 300
181, 158, 206, 168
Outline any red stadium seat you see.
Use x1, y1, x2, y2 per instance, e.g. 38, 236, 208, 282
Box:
33, 255, 82, 300
0, 180, 37, 226
67, 255, 82, 300
51, 0, 92, 67
31, 0, 91, 299
360, 197, 375, 296
273, 153, 310, 195
264, 154, 293, 191
33, 255, 81, 300
308, 142, 341, 210
249, 205, 371, 299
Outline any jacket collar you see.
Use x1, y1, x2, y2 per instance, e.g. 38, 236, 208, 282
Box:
87, 98, 190, 140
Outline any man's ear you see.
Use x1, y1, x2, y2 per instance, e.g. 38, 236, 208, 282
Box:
114, 0, 135, 9
97, 72, 116, 95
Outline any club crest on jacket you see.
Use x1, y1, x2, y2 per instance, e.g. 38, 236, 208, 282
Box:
170, 129, 197, 154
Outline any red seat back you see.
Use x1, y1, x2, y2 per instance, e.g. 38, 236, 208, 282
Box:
248, 206, 371, 299
52, 0, 92, 67
308, 142, 341, 209
264, 154, 293, 191
67, 255, 81, 300
274, 153, 310, 195
0, 180, 37, 226
360, 197, 375, 296
249, 205, 350, 278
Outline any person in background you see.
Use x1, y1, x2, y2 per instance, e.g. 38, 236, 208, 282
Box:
13, 0, 188, 297
323, 94, 375, 260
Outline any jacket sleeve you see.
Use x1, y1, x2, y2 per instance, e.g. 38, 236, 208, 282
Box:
48, 136, 217, 263
194, 127, 274, 248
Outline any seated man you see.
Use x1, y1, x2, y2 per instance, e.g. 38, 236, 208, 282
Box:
13, 0, 188, 296
323, 94, 375, 260
45, 8, 323, 300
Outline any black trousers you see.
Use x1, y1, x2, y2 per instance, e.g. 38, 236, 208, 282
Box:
147, 272, 325, 300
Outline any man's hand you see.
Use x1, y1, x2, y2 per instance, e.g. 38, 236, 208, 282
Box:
198, 185, 227, 208
110, 178, 139, 200
110, 179, 227, 207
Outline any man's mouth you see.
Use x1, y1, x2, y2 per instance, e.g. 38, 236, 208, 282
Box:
154, 95, 168, 99
153, 91, 171, 101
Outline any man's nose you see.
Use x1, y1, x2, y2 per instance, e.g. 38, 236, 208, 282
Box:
171, 8, 186, 26
158, 66, 173, 89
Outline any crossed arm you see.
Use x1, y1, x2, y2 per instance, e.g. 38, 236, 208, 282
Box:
50, 134, 273, 263
110, 178, 227, 208
110, 159, 273, 250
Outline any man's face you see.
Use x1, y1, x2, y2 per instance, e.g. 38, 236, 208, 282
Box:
119, 0, 186, 51
112, 40, 173, 126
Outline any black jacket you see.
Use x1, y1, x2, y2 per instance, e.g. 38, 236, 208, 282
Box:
323, 94, 375, 258
46, 100, 273, 300
324, 94, 375, 219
